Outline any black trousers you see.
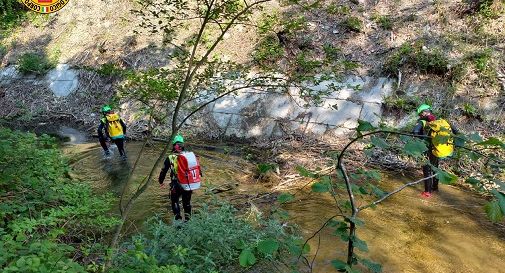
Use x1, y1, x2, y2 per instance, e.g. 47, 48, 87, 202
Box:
422, 152, 439, 193
170, 183, 192, 221
99, 137, 126, 156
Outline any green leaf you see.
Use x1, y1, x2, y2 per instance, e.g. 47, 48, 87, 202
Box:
370, 137, 389, 149
234, 240, 247, 250
358, 186, 368, 194
352, 236, 368, 252
296, 166, 315, 177
257, 163, 275, 174
433, 167, 458, 184
468, 151, 481, 162
345, 265, 361, 273
357, 120, 375, 132
239, 248, 257, 267
404, 139, 428, 157
484, 200, 504, 223
346, 217, 364, 226
371, 185, 387, 198
454, 135, 466, 147
491, 190, 505, 215
312, 182, 330, 193
477, 137, 505, 147
257, 239, 279, 256
468, 132, 483, 143
277, 193, 295, 204
465, 177, 481, 186
360, 258, 382, 273
331, 259, 347, 270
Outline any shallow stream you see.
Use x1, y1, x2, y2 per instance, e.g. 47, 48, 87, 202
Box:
63, 139, 505, 273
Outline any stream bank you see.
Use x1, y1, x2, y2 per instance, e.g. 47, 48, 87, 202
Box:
63, 139, 505, 273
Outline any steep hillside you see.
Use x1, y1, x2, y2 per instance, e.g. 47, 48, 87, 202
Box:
0, 0, 504, 137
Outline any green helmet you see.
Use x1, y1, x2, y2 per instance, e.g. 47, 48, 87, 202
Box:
172, 134, 184, 145
101, 105, 112, 113
417, 104, 431, 115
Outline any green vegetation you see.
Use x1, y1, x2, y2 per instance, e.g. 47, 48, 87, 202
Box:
476, 0, 504, 19
343, 16, 363, 32
113, 204, 304, 272
293, 119, 505, 271
470, 48, 497, 84
383, 95, 420, 112
323, 43, 341, 62
17, 52, 57, 75
253, 35, 284, 69
384, 42, 449, 76
96, 62, 124, 77
295, 51, 322, 74
326, 3, 351, 16
372, 14, 393, 30
257, 12, 280, 35
0, 128, 118, 272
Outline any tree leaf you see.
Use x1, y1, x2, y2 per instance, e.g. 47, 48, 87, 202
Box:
484, 200, 504, 223
360, 258, 382, 273
403, 139, 428, 157
465, 177, 480, 186
346, 217, 364, 226
277, 193, 295, 204
468, 151, 481, 162
257, 239, 279, 256
352, 236, 368, 252
370, 137, 389, 149
357, 120, 375, 132
433, 167, 458, 184
331, 259, 347, 270
477, 137, 505, 148
468, 132, 483, 143
239, 248, 256, 267
312, 182, 330, 193
345, 265, 361, 273
491, 190, 505, 215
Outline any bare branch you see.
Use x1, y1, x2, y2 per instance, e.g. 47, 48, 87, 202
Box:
297, 214, 345, 261
358, 174, 438, 211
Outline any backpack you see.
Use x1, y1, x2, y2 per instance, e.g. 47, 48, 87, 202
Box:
104, 113, 124, 139
423, 119, 454, 158
169, 151, 201, 191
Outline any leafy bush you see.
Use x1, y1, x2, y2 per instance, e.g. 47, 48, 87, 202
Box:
384, 42, 449, 76
0, 128, 118, 271
257, 12, 280, 35
383, 94, 420, 113
343, 16, 363, 32
372, 14, 393, 30
253, 35, 284, 68
113, 204, 305, 273
17, 52, 56, 75
476, 0, 504, 19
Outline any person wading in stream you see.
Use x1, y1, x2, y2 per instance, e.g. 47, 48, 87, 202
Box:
97, 105, 128, 160
159, 135, 202, 221
413, 104, 459, 198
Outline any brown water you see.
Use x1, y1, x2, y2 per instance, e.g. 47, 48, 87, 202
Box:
64, 142, 505, 273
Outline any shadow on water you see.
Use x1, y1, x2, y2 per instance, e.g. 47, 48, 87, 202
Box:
63, 141, 505, 273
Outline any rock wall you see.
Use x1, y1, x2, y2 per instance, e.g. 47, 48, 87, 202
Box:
205, 76, 393, 138
1, 64, 394, 139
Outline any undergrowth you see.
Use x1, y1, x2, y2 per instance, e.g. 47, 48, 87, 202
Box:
384, 41, 449, 77
17, 52, 56, 75
0, 128, 118, 272
112, 203, 306, 273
